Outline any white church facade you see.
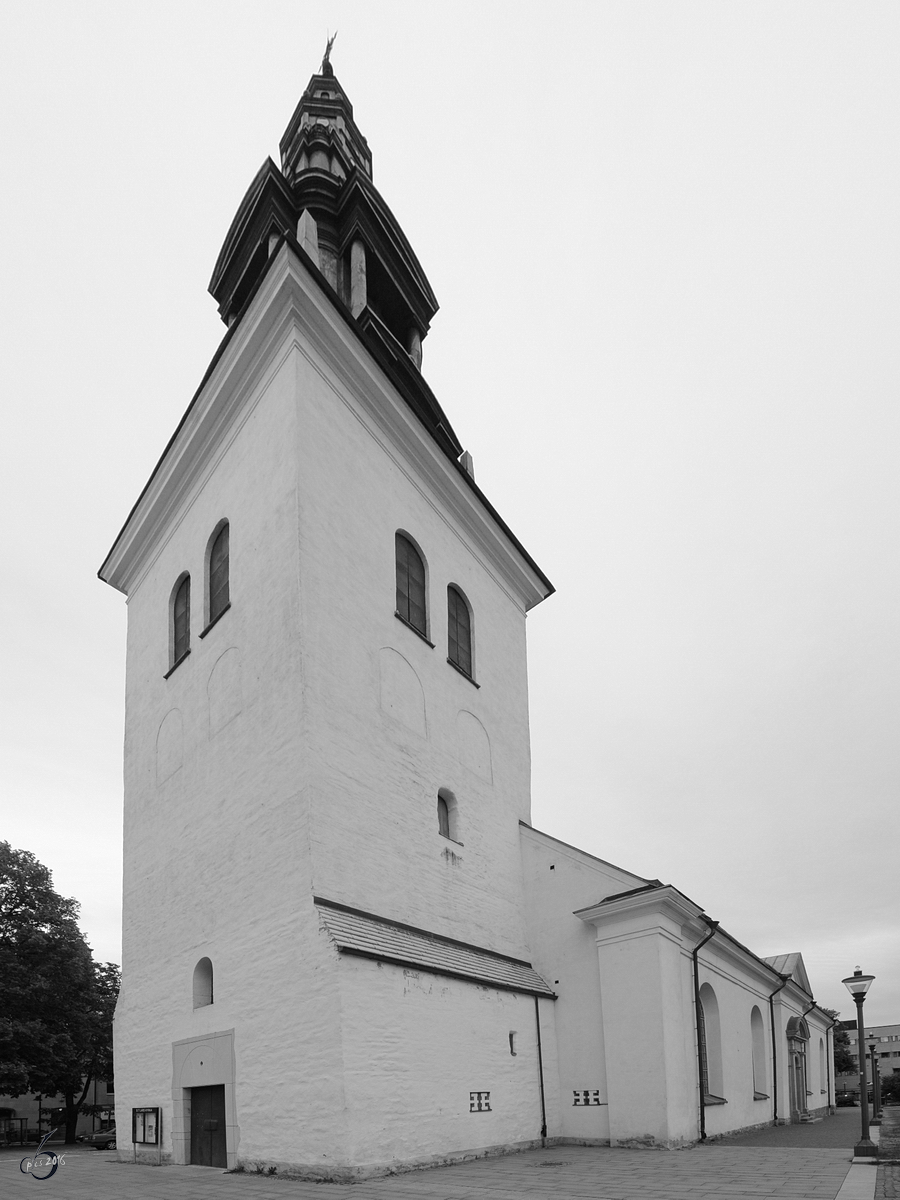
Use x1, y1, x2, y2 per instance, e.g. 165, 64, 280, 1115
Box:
99, 57, 835, 1177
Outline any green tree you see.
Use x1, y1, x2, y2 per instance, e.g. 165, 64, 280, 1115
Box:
0, 842, 119, 1143
820, 1007, 856, 1075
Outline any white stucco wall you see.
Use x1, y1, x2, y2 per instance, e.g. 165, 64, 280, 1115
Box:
336, 956, 546, 1171
694, 950, 786, 1140
519, 826, 648, 1143
768, 992, 833, 1124
290, 337, 539, 959
113, 341, 358, 1166
543, 873, 832, 1148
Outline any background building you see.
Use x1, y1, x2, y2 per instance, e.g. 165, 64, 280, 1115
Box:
835, 1021, 900, 1098
0, 1082, 114, 1145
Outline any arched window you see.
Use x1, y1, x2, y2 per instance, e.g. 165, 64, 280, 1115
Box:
447, 585, 473, 677
395, 533, 427, 636
750, 1005, 768, 1098
207, 522, 230, 626
437, 795, 450, 837
698, 982, 725, 1101
437, 787, 457, 841
172, 575, 191, 666
192, 957, 213, 1008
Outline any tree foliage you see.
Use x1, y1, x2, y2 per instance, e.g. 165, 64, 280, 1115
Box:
0, 842, 119, 1142
820, 1007, 856, 1075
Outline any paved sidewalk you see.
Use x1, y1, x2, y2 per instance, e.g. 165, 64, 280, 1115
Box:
3, 1142, 866, 1200
709, 1107, 865, 1148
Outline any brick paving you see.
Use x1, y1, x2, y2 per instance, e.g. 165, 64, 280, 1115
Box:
876, 1106, 900, 1198
879, 1107, 900, 1157
2, 1142, 862, 1200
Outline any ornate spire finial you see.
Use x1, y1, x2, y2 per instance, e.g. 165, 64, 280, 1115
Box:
321, 31, 337, 76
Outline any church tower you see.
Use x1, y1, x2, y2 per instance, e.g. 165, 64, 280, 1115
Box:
101, 52, 839, 1169
100, 55, 557, 1176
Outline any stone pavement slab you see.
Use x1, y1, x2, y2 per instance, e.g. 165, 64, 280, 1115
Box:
1, 1143, 865, 1200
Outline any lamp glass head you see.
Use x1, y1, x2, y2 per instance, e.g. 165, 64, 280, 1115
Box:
842, 967, 875, 997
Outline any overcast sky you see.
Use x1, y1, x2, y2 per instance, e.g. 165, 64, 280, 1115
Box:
1, 1, 898, 1025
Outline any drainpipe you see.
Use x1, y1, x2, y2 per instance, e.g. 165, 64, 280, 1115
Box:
692, 918, 719, 1142
534, 996, 548, 1141
768, 974, 789, 1123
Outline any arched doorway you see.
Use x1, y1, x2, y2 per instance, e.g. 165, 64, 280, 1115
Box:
785, 1016, 810, 1122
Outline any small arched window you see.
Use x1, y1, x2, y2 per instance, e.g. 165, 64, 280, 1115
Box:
172, 575, 191, 666
208, 522, 230, 626
395, 533, 427, 636
447, 586, 473, 677
192, 957, 213, 1008
437, 787, 457, 841
437, 795, 450, 837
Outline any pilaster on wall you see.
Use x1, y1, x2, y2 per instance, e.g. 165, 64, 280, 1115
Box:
770, 992, 789, 1123
576, 888, 702, 1148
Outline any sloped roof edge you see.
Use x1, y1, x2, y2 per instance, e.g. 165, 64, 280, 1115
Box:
314, 897, 556, 998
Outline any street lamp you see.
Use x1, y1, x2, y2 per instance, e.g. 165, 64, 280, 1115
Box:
842, 967, 877, 1157
869, 1042, 882, 1120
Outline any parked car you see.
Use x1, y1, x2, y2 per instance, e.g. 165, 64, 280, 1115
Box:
81, 1126, 116, 1150
835, 1094, 857, 1107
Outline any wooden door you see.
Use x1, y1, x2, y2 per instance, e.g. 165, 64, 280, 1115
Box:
190, 1084, 226, 1167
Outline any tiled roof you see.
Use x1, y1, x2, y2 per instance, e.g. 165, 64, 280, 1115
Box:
314, 899, 555, 998
763, 952, 811, 995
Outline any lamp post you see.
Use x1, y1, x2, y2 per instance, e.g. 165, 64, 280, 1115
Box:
842, 967, 877, 1157
869, 1042, 882, 1121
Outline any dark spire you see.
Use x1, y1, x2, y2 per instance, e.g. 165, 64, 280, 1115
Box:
208, 55, 439, 373
320, 31, 337, 76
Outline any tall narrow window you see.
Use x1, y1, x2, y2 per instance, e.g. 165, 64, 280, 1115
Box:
208, 522, 230, 624
395, 533, 426, 635
751, 1005, 768, 1098
192, 957, 213, 1008
437, 787, 457, 841
698, 998, 709, 1097
447, 586, 472, 677
173, 575, 191, 664
698, 983, 725, 1101
437, 795, 450, 838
